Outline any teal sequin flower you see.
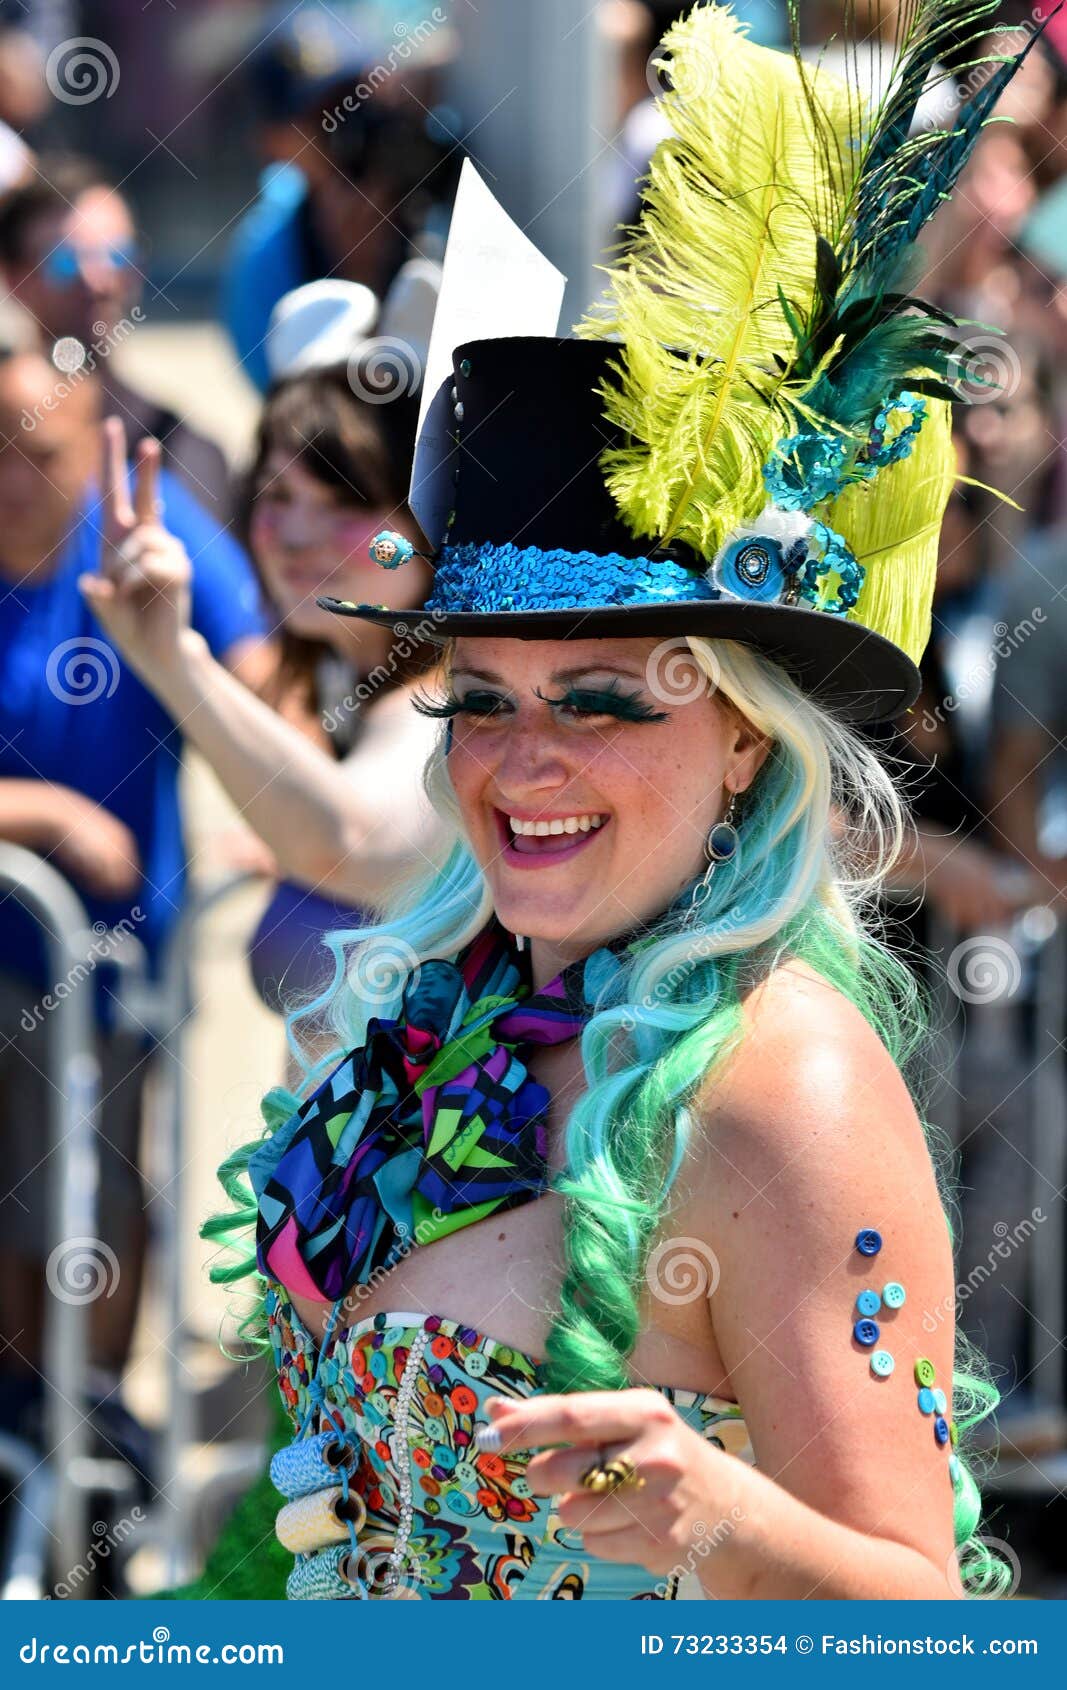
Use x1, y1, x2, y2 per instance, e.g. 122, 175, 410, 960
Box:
792, 521, 865, 614
859, 391, 927, 473
761, 391, 927, 517
763, 430, 850, 511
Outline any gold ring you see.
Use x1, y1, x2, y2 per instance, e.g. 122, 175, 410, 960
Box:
578, 1454, 644, 1494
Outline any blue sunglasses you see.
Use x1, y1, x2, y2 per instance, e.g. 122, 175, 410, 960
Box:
43, 240, 140, 287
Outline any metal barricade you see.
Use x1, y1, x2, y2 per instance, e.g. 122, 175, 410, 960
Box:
0, 844, 142, 1598
111, 869, 263, 1592
0, 851, 268, 1597
922, 895, 1067, 1482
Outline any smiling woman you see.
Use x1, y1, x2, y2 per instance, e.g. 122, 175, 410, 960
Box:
200, 0, 1040, 1604
422, 639, 769, 958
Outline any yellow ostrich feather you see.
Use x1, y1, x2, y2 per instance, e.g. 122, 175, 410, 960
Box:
581, 3, 856, 559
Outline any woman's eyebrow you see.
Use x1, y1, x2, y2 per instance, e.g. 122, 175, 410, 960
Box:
549, 664, 647, 683
449, 663, 648, 686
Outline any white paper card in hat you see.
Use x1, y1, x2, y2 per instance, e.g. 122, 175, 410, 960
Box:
409, 159, 566, 545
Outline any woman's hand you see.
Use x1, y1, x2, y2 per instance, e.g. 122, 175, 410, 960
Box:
78, 417, 194, 681
482, 1389, 744, 1581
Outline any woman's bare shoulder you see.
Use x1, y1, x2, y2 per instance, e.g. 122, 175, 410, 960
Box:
693, 953, 925, 1167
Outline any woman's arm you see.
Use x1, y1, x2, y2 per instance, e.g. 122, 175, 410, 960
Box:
688, 960, 962, 1596
137, 628, 441, 900
487, 964, 965, 1599
77, 427, 443, 904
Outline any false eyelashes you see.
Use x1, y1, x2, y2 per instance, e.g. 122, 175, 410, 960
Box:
414, 679, 669, 725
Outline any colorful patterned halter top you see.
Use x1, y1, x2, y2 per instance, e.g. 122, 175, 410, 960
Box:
252, 921, 752, 1599
265, 1286, 754, 1601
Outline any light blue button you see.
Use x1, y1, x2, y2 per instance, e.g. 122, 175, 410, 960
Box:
949, 1454, 961, 1483
933, 1387, 947, 1413
464, 1351, 488, 1378
882, 1281, 906, 1309
856, 1289, 881, 1317
917, 1387, 936, 1414
870, 1350, 894, 1377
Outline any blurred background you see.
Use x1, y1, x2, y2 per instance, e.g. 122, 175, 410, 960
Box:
0, 0, 1065, 1600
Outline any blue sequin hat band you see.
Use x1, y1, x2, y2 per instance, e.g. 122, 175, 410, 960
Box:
425, 541, 720, 616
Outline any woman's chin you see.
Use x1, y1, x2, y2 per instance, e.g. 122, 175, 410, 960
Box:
488, 881, 629, 954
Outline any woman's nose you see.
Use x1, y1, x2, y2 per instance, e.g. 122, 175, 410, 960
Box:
492, 718, 573, 795
275, 513, 318, 551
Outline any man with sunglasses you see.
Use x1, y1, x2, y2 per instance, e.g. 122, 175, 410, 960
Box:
0, 152, 231, 520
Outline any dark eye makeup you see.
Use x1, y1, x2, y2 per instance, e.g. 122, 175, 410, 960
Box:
413, 676, 668, 724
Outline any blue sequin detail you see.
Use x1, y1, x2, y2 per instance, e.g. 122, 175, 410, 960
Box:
762, 392, 927, 517
426, 542, 719, 615
763, 431, 850, 510
860, 392, 927, 472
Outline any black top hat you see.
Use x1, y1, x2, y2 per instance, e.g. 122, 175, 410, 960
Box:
320, 335, 921, 725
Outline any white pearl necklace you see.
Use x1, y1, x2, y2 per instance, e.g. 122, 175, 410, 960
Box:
382, 1327, 429, 1595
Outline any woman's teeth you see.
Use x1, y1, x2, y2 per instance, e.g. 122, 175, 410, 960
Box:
508, 814, 606, 836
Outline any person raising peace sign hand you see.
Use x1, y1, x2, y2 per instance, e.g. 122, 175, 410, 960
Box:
78, 416, 195, 682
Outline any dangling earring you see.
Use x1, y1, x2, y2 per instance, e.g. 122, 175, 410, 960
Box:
515, 933, 527, 952
683, 791, 740, 930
